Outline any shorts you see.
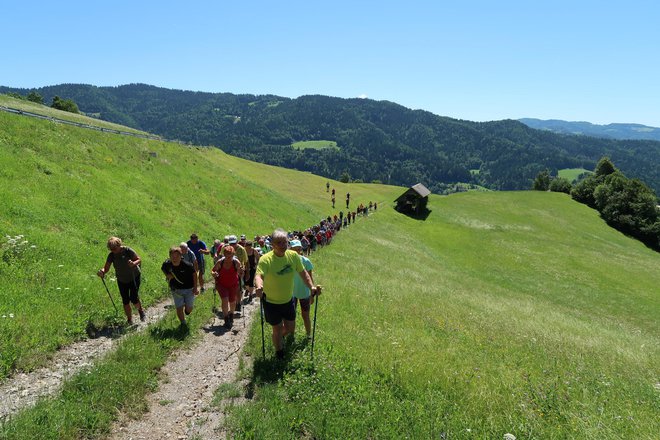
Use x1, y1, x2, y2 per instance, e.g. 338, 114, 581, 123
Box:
198, 257, 206, 274
217, 284, 239, 302
117, 275, 141, 305
171, 288, 195, 309
263, 297, 295, 326
295, 297, 311, 312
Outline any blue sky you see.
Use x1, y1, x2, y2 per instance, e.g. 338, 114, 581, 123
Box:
3, 0, 659, 126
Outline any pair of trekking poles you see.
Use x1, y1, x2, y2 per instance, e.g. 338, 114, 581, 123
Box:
259, 291, 320, 361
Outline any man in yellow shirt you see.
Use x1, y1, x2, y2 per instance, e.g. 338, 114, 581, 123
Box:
255, 228, 320, 359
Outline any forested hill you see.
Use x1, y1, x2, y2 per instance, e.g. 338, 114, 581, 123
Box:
519, 118, 660, 142
2, 83, 659, 194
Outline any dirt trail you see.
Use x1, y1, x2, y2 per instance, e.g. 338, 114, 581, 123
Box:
0, 297, 174, 421
109, 299, 257, 440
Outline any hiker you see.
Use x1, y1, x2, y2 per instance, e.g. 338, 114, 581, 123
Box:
227, 235, 249, 310
211, 245, 244, 329
326, 181, 330, 192
187, 234, 210, 291
352, 211, 356, 222
374, 202, 377, 211
290, 240, 315, 338
255, 229, 320, 359
346, 192, 350, 208
97, 236, 145, 324
244, 240, 260, 302
161, 246, 198, 326
331, 195, 335, 208
180, 242, 199, 273
211, 239, 223, 263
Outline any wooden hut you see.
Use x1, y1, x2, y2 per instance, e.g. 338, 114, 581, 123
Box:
395, 183, 431, 214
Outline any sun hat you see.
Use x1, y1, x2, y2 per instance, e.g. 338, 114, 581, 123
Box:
289, 239, 302, 248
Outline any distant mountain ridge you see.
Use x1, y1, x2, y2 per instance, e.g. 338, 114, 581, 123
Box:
2, 83, 659, 195
519, 118, 660, 141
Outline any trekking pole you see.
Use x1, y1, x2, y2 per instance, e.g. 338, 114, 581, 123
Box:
311, 291, 319, 361
259, 297, 266, 359
101, 277, 119, 314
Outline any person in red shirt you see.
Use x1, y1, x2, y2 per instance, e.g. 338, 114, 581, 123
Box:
211, 245, 244, 329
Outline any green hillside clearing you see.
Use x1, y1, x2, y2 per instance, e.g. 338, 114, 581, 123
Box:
291, 140, 339, 151
558, 167, 591, 182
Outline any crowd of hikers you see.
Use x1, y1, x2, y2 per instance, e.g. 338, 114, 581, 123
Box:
97, 186, 378, 359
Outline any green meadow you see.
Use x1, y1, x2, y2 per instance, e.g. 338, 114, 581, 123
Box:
558, 167, 592, 182
1, 106, 658, 439
291, 140, 339, 151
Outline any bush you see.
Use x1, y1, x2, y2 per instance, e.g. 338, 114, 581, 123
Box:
26, 91, 44, 104
549, 177, 572, 194
532, 170, 550, 191
51, 96, 80, 114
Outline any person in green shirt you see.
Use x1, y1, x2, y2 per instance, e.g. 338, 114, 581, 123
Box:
255, 229, 321, 359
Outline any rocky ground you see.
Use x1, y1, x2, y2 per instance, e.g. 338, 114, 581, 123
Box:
0, 298, 174, 421
1, 290, 258, 439
109, 299, 256, 440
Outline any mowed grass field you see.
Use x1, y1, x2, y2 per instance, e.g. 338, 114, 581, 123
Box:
1, 108, 658, 438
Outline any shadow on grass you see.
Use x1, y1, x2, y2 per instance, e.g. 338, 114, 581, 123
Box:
250, 336, 311, 386
398, 208, 432, 221
148, 323, 190, 342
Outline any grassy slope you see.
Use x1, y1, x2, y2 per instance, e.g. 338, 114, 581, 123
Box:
0, 94, 146, 134
0, 110, 381, 377
1, 110, 658, 438
231, 192, 659, 438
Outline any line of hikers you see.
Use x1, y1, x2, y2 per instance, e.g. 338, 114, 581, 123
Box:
97, 202, 374, 357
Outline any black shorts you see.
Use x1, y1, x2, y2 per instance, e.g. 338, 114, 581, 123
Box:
263, 297, 295, 326
117, 275, 141, 305
245, 268, 256, 287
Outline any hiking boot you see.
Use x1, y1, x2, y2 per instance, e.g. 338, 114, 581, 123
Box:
235, 302, 242, 312
138, 309, 146, 322
127, 319, 134, 326
223, 316, 232, 329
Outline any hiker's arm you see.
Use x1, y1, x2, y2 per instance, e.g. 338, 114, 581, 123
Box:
128, 254, 140, 268
97, 259, 112, 278
254, 273, 264, 298
298, 270, 319, 295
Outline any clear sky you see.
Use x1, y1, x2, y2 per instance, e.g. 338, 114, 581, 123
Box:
2, 0, 659, 126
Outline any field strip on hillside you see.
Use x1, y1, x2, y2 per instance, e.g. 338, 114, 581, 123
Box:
109, 298, 257, 440
0, 294, 178, 421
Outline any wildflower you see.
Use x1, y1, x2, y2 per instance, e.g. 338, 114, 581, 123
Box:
30, 245, 37, 249
57, 287, 62, 290
504, 434, 516, 440
9, 313, 14, 318
58, 264, 64, 267
1, 315, 6, 319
